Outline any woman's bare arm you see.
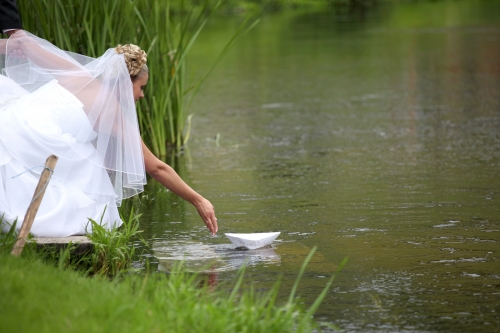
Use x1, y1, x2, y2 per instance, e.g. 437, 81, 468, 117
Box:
4, 30, 98, 98
6, 29, 20, 36
3, 31, 105, 114
142, 141, 218, 235
7, 31, 86, 73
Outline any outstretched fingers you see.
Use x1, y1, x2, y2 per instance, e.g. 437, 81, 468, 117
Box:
196, 198, 218, 235
204, 215, 218, 236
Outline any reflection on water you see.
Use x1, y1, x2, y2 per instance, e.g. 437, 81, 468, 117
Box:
154, 241, 281, 273
130, 1, 500, 332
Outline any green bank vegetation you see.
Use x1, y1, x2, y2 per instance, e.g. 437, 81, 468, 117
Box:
86, 208, 145, 276
0, 209, 143, 277
159, 0, 368, 12
18, 0, 256, 156
16, 0, 369, 156
1, 216, 346, 331
0, 245, 345, 333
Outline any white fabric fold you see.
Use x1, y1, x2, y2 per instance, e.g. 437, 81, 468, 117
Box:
0, 31, 146, 236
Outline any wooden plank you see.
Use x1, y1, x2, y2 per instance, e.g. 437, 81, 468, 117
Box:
11, 155, 58, 256
34, 236, 94, 255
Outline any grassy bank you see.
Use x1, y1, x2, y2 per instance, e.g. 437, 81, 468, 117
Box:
0, 250, 342, 333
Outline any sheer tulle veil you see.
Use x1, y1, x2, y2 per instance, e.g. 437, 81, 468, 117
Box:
1, 31, 146, 207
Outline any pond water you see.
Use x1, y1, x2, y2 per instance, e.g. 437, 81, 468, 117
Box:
132, 1, 500, 331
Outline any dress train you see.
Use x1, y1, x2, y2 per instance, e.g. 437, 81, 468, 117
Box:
0, 78, 122, 237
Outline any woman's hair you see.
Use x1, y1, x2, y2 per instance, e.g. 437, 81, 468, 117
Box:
115, 44, 148, 81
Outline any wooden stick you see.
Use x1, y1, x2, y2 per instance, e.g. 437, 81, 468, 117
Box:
11, 155, 58, 256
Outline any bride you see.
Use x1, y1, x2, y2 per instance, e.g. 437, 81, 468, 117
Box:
0, 31, 218, 237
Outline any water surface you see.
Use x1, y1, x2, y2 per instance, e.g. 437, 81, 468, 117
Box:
134, 1, 500, 331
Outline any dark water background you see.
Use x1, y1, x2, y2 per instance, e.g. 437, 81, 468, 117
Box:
132, 1, 500, 331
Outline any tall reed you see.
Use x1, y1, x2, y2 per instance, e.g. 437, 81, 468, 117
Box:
17, 0, 255, 156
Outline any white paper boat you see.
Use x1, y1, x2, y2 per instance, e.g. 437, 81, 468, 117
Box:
225, 232, 281, 250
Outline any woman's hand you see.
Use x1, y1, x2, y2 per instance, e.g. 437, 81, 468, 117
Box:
193, 197, 218, 235
142, 141, 219, 235
2, 30, 29, 59
0, 39, 24, 58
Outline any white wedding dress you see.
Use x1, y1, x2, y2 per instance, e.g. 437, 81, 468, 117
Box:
0, 32, 146, 237
0, 79, 122, 236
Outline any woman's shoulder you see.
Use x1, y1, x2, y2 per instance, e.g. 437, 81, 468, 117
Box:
26, 80, 84, 107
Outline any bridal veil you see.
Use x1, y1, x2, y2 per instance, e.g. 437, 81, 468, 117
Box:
1, 31, 146, 205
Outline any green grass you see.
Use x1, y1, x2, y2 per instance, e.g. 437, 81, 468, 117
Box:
0, 209, 144, 277
1, 211, 345, 332
86, 207, 145, 276
0, 219, 19, 256
0, 248, 345, 333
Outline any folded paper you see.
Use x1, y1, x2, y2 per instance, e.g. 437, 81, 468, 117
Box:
225, 232, 280, 250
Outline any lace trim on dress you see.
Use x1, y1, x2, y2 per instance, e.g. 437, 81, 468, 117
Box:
0, 95, 20, 110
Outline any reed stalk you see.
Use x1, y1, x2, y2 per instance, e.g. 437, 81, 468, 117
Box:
17, 0, 256, 156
